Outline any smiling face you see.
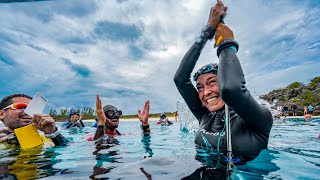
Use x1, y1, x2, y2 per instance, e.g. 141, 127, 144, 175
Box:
105, 116, 119, 130
0, 97, 32, 131
196, 73, 225, 112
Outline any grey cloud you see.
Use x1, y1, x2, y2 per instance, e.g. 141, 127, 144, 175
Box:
62, 58, 91, 78
93, 21, 143, 42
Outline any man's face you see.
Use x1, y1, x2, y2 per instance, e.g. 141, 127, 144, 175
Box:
196, 73, 224, 112
105, 117, 119, 130
105, 108, 120, 130
0, 97, 32, 131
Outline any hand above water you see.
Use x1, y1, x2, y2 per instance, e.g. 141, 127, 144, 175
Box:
96, 95, 107, 126
207, 0, 227, 28
215, 23, 234, 45
32, 114, 57, 134
138, 100, 150, 126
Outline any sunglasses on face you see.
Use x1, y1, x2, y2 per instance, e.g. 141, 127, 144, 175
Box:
193, 63, 219, 81
2, 103, 29, 110
105, 109, 122, 119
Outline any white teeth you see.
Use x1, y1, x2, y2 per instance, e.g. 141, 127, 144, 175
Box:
207, 97, 217, 103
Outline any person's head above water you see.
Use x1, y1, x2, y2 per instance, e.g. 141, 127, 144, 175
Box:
194, 63, 225, 112
0, 94, 32, 131
103, 104, 122, 130
69, 110, 80, 122
160, 113, 166, 119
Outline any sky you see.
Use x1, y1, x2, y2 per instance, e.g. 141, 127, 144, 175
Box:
0, 0, 319, 115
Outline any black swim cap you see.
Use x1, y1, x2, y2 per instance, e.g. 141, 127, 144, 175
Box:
103, 104, 117, 112
193, 63, 218, 81
103, 105, 122, 119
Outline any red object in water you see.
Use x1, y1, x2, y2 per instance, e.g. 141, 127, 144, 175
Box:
316, 135, 320, 140
304, 114, 312, 119
156, 121, 162, 124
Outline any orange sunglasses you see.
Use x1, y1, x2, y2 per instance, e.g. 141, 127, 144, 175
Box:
2, 103, 28, 110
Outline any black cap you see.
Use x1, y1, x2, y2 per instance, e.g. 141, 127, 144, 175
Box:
103, 105, 117, 112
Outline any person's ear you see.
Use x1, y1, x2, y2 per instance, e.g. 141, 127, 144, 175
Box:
0, 110, 6, 121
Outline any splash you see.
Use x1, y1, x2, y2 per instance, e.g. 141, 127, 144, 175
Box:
252, 93, 278, 119
176, 100, 199, 133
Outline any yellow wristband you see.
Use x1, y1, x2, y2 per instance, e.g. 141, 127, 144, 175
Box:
216, 36, 223, 46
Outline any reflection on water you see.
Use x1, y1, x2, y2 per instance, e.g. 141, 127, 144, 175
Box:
0, 117, 319, 179
0, 147, 62, 179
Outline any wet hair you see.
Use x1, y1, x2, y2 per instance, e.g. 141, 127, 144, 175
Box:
70, 112, 79, 116
0, 93, 32, 110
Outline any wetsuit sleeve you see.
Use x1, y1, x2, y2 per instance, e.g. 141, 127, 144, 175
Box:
94, 125, 106, 142
79, 120, 85, 127
66, 123, 73, 129
218, 48, 273, 135
141, 124, 151, 136
51, 134, 69, 146
173, 40, 209, 120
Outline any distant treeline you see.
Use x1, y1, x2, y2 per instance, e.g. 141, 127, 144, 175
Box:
49, 108, 176, 122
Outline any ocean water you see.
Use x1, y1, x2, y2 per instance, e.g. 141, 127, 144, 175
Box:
0, 118, 319, 179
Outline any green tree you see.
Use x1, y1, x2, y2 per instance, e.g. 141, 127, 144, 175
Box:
289, 97, 300, 104
309, 76, 320, 87
81, 107, 95, 118
301, 90, 320, 106
60, 108, 69, 117
49, 109, 57, 116
287, 82, 303, 89
279, 96, 286, 101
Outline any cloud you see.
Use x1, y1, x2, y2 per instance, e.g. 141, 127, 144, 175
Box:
62, 58, 91, 77
0, 0, 319, 114
0, 50, 16, 65
93, 21, 143, 42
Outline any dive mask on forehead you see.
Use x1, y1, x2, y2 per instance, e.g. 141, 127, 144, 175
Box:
193, 63, 218, 81
105, 109, 122, 119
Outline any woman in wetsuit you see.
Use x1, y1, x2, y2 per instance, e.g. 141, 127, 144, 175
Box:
62, 110, 85, 129
173, 1, 273, 162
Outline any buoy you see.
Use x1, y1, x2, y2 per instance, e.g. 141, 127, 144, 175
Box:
304, 114, 312, 119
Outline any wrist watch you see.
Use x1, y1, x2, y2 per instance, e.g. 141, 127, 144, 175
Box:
44, 127, 61, 139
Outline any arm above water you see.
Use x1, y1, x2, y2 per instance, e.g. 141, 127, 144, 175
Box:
94, 95, 107, 141
173, 1, 227, 120
138, 100, 151, 136
173, 33, 209, 120
94, 125, 106, 142
44, 127, 69, 146
216, 24, 273, 135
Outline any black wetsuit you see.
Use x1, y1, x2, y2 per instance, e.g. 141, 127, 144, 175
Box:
65, 120, 85, 129
174, 38, 273, 161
